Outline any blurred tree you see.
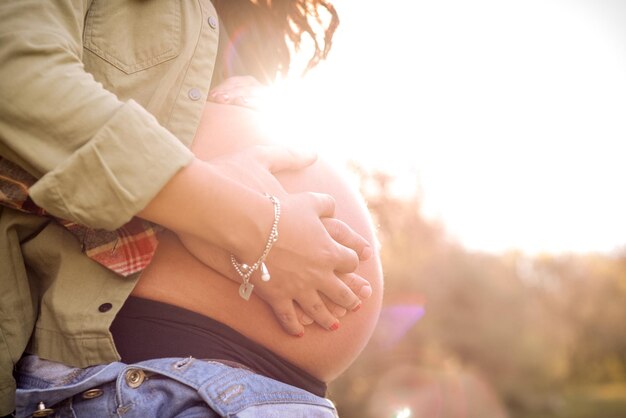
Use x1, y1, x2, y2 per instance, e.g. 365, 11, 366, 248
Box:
329, 166, 626, 418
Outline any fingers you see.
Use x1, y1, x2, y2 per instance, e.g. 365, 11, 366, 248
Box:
323, 299, 348, 319
305, 192, 335, 218
253, 145, 317, 174
211, 75, 261, 92
210, 93, 262, 109
298, 294, 341, 332
339, 272, 373, 302
333, 306, 348, 318
318, 212, 360, 274
293, 304, 314, 325
208, 76, 264, 109
297, 273, 371, 332
318, 272, 371, 312
270, 297, 341, 336
330, 245, 360, 274
300, 313, 314, 325
268, 273, 372, 336
322, 217, 372, 261
271, 302, 305, 337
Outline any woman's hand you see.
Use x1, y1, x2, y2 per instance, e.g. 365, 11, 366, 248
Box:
177, 214, 373, 337
253, 192, 374, 335
169, 100, 374, 336
175, 145, 373, 336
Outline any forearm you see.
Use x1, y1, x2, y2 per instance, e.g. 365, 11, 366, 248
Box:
138, 158, 274, 261
133, 156, 383, 381
0, 1, 195, 230
168, 102, 374, 335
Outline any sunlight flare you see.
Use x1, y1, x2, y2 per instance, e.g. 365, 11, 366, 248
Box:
394, 407, 412, 418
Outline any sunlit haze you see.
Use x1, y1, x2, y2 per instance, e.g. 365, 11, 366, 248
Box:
261, 0, 626, 255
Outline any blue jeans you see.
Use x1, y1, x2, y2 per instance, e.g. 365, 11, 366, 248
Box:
15, 356, 338, 417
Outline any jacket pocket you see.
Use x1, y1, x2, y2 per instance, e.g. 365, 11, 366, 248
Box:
84, 0, 181, 74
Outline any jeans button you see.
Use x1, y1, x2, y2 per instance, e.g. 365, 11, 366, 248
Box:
82, 388, 104, 399
125, 369, 146, 388
31, 401, 55, 417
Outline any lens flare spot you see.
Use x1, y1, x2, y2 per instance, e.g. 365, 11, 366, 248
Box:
394, 407, 412, 418
376, 303, 426, 351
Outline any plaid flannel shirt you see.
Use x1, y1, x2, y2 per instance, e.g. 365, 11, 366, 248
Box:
0, 157, 159, 277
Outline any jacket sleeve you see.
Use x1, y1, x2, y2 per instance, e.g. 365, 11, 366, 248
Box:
0, 1, 194, 230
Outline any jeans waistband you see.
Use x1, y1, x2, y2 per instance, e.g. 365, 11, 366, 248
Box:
15, 356, 337, 417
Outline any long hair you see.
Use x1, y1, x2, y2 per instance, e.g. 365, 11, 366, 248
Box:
212, 0, 339, 83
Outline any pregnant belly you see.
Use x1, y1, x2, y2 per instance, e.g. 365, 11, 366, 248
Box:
130, 102, 382, 382
131, 229, 382, 383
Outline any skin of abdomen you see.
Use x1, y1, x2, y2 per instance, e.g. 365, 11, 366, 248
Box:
131, 103, 383, 382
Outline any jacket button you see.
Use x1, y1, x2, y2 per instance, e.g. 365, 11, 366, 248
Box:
31, 401, 55, 417
125, 369, 146, 388
82, 388, 104, 399
98, 303, 112, 313
188, 88, 202, 101
208, 16, 218, 29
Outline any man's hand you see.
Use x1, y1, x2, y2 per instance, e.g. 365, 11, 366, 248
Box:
209, 75, 265, 109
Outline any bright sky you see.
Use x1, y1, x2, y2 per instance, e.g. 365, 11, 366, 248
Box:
267, 0, 626, 255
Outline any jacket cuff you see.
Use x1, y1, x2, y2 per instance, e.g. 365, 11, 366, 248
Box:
29, 100, 194, 230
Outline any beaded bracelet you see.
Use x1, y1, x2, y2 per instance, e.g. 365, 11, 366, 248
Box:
230, 194, 280, 300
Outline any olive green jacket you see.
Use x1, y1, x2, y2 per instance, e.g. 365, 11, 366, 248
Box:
0, 0, 219, 413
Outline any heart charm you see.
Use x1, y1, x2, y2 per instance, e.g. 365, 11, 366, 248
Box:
239, 282, 254, 301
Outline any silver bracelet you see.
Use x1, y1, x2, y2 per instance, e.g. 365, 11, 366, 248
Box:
230, 194, 280, 301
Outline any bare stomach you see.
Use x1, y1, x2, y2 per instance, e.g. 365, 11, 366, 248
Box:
130, 103, 383, 383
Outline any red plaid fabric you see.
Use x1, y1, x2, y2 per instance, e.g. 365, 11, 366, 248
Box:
0, 157, 159, 277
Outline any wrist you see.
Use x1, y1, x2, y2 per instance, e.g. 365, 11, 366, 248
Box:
231, 194, 280, 300
139, 158, 274, 260
198, 162, 276, 262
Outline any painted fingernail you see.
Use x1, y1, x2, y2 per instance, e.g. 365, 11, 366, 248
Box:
329, 322, 340, 331
352, 303, 362, 312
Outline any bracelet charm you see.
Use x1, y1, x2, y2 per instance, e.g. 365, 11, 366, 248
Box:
231, 194, 280, 301
239, 282, 254, 301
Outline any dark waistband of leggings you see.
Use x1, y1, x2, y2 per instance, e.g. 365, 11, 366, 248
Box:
110, 296, 327, 397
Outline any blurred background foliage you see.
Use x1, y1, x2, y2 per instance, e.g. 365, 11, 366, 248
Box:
328, 167, 626, 418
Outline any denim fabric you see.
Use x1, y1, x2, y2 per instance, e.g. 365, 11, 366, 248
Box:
15, 356, 338, 418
